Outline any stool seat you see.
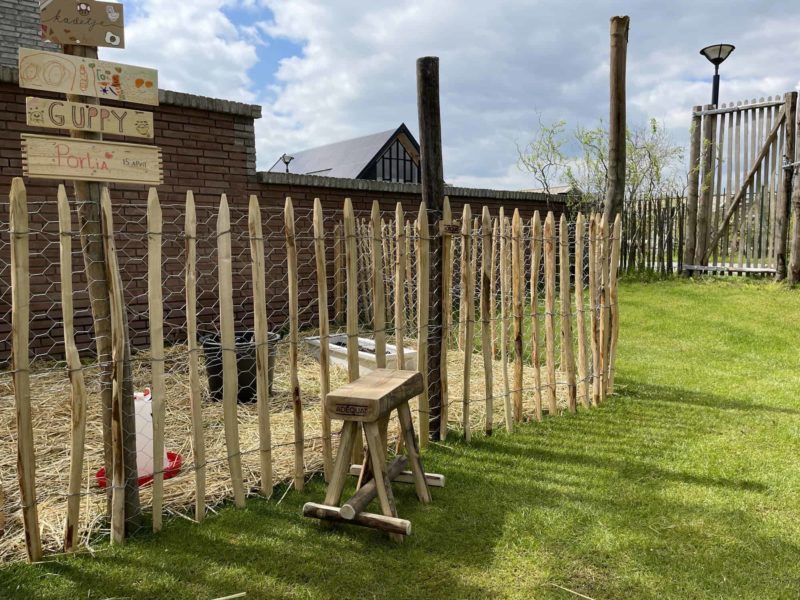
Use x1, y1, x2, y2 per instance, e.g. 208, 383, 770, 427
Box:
325, 369, 423, 422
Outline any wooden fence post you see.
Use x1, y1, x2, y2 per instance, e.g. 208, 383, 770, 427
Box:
284, 197, 304, 491
775, 92, 797, 280
574, 214, 590, 408
251, 195, 275, 493
100, 186, 132, 542
599, 214, 611, 404
460, 204, 473, 441
791, 103, 800, 283
440, 197, 453, 440
499, 208, 510, 418
371, 201, 387, 368
184, 191, 205, 521
543, 212, 558, 415
589, 214, 601, 406
490, 218, 499, 359
10, 178, 42, 562
480, 206, 495, 434
530, 213, 543, 421
604, 15, 630, 221
511, 210, 524, 423
147, 188, 166, 532
608, 214, 623, 394
58, 184, 88, 552
416, 203, 430, 446
684, 106, 703, 273
217, 194, 246, 507
559, 214, 577, 412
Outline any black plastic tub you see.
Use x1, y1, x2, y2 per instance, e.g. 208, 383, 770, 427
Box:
199, 330, 281, 403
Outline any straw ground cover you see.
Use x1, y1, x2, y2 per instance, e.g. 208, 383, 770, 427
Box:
2, 277, 800, 598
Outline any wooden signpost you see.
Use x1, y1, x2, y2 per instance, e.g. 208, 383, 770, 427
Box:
40, 0, 126, 48
21, 134, 163, 185
18, 48, 158, 106
26, 97, 154, 138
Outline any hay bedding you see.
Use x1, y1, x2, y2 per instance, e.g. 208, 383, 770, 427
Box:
0, 338, 569, 563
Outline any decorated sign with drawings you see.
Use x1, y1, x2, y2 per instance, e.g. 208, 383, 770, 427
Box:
39, 0, 125, 48
18, 48, 159, 106
26, 97, 154, 138
21, 134, 163, 185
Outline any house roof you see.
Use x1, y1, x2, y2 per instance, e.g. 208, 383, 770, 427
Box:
269, 124, 419, 178
520, 184, 581, 195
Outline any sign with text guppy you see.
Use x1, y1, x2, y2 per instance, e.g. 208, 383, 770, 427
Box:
26, 97, 154, 138
21, 134, 163, 185
39, 0, 125, 49
18, 48, 158, 106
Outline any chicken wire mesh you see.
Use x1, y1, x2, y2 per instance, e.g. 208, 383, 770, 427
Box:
0, 190, 618, 562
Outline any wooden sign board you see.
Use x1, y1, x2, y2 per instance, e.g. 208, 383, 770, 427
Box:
39, 0, 125, 49
26, 97, 154, 138
18, 48, 159, 106
21, 134, 163, 185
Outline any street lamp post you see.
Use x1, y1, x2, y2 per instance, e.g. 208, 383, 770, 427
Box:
700, 43, 735, 107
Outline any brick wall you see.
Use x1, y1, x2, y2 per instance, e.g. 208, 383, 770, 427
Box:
0, 70, 564, 360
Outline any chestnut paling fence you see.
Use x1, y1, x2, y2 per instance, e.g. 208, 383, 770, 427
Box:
2, 178, 621, 563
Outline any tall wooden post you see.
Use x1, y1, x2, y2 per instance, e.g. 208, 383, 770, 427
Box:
683, 106, 703, 274
417, 56, 445, 441
604, 16, 629, 221
694, 105, 716, 265
62, 43, 139, 526
775, 92, 797, 280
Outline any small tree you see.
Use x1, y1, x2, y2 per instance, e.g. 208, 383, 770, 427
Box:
517, 112, 569, 196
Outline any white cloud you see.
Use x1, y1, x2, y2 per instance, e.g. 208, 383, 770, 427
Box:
106, 0, 800, 190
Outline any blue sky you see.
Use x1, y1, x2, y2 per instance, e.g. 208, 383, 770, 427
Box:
105, 0, 800, 190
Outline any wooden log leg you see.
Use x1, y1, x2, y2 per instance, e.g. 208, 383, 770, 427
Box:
363, 422, 403, 542
397, 403, 431, 504
323, 421, 359, 509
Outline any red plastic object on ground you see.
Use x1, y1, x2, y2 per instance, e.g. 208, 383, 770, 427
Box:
95, 451, 183, 489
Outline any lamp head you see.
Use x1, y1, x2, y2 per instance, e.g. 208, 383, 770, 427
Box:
700, 44, 735, 66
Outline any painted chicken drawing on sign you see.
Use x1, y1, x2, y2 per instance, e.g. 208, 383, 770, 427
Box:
39, 0, 125, 48
18, 48, 158, 106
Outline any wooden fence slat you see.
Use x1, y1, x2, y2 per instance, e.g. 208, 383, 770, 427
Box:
574, 213, 589, 408
343, 199, 363, 465
608, 214, 623, 394
10, 178, 41, 561
559, 214, 577, 413
599, 214, 611, 404
334, 223, 344, 323
511, 209, 524, 423
440, 197, 453, 440
371, 201, 387, 368
382, 218, 392, 323
499, 208, 510, 418
490, 218, 498, 359
217, 194, 246, 507
543, 212, 557, 415
100, 186, 130, 543
58, 184, 88, 552
251, 194, 275, 492
530, 212, 543, 421
284, 197, 305, 492
589, 214, 600, 406
480, 206, 495, 434
460, 203, 473, 441
147, 187, 165, 532
184, 191, 205, 521
416, 203, 430, 446
395, 203, 407, 370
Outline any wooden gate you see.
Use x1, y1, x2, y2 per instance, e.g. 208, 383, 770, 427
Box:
683, 92, 798, 277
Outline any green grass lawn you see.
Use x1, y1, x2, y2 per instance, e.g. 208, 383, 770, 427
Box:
2, 278, 800, 599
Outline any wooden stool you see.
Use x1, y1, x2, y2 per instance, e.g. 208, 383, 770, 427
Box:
303, 369, 443, 542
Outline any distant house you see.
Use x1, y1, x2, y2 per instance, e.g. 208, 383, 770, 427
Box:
269, 124, 421, 184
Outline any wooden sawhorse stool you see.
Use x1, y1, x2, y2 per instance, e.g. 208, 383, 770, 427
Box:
303, 369, 444, 542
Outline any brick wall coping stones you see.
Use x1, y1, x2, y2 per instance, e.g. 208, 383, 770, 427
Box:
256, 171, 564, 203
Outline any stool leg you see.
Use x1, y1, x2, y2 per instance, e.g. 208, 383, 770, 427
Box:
324, 421, 359, 507
363, 422, 403, 543
397, 403, 431, 504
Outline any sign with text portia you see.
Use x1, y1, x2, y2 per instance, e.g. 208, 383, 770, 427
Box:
39, 0, 125, 48
26, 97, 154, 138
21, 134, 163, 185
18, 48, 159, 106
